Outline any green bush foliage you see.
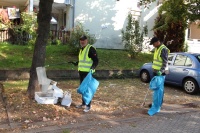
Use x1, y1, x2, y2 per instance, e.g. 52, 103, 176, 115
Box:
121, 12, 148, 58
12, 12, 37, 45
153, 0, 187, 52
68, 22, 96, 55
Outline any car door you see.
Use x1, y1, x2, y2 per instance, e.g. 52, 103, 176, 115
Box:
165, 53, 175, 82
166, 54, 192, 85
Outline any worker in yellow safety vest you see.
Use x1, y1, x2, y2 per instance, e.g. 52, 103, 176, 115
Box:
150, 37, 170, 76
75, 35, 99, 112
149, 37, 170, 107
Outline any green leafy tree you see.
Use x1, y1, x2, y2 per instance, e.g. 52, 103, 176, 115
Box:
20, 12, 37, 37
140, 0, 200, 52
154, 0, 188, 52
12, 12, 37, 45
121, 12, 148, 58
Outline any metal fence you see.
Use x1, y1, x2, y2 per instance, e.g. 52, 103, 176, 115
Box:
50, 30, 70, 44
0, 30, 9, 42
0, 29, 70, 44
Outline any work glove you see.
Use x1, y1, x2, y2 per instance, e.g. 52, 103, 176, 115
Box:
90, 69, 95, 74
156, 71, 162, 76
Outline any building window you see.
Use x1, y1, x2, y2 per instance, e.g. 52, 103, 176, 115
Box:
188, 28, 190, 39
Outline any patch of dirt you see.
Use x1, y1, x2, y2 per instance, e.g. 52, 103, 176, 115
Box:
181, 103, 200, 108
1, 79, 200, 132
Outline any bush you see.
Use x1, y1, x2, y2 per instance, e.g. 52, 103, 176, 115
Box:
121, 12, 148, 58
68, 22, 96, 55
12, 12, 37, 45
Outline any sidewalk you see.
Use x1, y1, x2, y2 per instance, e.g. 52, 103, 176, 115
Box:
3, 103, 199, 133
69, 111, 200, 133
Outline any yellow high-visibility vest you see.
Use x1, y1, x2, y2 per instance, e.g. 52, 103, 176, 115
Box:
78, 44, 93, 72
152, 44, 170, 70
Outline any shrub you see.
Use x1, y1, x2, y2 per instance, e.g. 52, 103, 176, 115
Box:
68, 22, 96, 55
11, 12, 37, 45
121, 12, 148, 58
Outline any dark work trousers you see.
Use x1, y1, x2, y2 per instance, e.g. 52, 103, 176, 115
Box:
79, 71, 91, 107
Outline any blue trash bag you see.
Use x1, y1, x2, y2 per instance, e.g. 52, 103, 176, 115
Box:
148, 76, 165, 116
77, 70, 99, 105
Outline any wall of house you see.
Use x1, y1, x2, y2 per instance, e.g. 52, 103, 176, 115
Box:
140, 0, 160, 38
189, 22, 200, 39
74, 0, 140, 49
65, 5, 74, 31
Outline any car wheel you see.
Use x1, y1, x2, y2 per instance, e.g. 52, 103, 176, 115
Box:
140, 70, 150, 83
183, 78, 199, 95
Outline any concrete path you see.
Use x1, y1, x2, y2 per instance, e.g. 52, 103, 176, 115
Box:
21, 103, 200, 133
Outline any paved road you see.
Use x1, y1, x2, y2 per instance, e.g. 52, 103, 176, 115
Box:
21, 104, 200, 133
68, 111, 200, 133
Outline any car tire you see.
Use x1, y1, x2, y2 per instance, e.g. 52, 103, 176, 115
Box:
183, 78, 199, 95
140, 70, 150, 83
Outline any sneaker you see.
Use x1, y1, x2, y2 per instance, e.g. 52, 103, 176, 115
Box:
83, 106, 90, 112
76, 104, 85, 108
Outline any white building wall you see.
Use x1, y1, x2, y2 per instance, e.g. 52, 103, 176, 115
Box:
140, 0, 160, 38
65, 5, 74, 30
74, 0, 140, 49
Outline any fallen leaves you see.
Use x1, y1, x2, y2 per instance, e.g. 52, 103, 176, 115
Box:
0, 78, 200, 132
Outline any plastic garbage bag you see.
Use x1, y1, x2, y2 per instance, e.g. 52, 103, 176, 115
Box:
77, 70, 99, 105
61, 91, 72, 107
148, 76, 165, 116
52, 84, 64, 98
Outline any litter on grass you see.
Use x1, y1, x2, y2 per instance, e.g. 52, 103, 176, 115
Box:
35, 67, 72, 107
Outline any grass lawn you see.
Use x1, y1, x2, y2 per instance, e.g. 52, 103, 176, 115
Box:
0, 43, 153, 70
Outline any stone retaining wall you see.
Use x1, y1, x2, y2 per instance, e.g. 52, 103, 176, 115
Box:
0, 69, 139, 80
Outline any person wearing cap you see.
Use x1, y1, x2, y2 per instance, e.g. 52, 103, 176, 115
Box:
148, 37, 170, 109
76, 35, 99, 112
150, 37, 170, 77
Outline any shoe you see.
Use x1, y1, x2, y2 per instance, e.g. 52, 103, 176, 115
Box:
76, 104, 85, 108
83, 106, 90, 112
148, 103, 152, 108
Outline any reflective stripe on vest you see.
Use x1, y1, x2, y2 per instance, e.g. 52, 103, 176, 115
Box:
152, 44, 169, 70
78, 44, 93, 72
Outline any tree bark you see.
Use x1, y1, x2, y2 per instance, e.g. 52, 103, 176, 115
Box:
27, 0, 53, 98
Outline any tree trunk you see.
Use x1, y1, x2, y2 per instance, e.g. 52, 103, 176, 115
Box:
27, 0, 53, 99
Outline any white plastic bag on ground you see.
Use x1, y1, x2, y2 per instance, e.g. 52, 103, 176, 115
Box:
61, 91, 72, 107
52, 84, 63, 98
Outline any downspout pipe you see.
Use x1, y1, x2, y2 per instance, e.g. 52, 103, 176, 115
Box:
72, 0, 75, 27
29, 0, 33, 12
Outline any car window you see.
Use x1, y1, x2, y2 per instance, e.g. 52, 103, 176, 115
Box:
168, 54, 174, 65
196, 55, 200, 63
174, 54, 192, 66
185, 57, 192, 66
168, 54, 174, 61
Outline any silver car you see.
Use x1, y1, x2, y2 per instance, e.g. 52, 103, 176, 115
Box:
139, 52, 200, 94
